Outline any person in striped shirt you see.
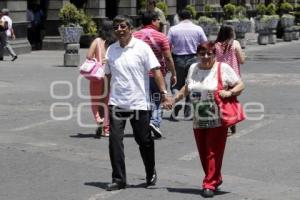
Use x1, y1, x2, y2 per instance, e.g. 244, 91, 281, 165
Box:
133, 11, 176, 138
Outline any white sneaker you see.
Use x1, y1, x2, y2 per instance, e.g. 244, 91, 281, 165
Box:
149, 123, 162, 138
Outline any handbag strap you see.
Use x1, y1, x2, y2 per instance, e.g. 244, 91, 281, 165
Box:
216, 62, 223, 90
96, 38, 102, 64
140, 29, 161, 54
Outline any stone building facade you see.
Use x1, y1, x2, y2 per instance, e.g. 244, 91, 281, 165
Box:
4, 0, 298, 53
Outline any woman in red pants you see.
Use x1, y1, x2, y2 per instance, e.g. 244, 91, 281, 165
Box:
173, 41, 244, 197
86, 20, 116, 138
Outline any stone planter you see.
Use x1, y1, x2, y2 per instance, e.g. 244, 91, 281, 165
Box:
59, 26, 83, 44
58, 26, 83, 67
291, 26, 300, 40
268, 29, 277, 44
255, 20, 268, 45
198, 17, 218, 39
224, 19, 251, 48
266, 17, 279, 44
281, 16, 295, 28
258, 29, 269, 45
199, 24, 211, 38
283, 27, 293, 41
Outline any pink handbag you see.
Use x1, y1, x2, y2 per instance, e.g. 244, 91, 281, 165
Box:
214, 62, 246, 127
79, 38, 105, 81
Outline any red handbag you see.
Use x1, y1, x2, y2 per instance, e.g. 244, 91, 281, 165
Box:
214, 62, 245, 127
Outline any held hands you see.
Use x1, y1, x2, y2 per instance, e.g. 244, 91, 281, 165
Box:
161, 94, 174, 110
219, 90, 232, 99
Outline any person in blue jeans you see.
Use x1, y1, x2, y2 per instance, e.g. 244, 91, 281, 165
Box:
133, 11, 176, 138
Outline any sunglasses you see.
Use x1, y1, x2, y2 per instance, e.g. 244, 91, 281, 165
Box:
113, 24, 128, 30
199, 51, 214, 57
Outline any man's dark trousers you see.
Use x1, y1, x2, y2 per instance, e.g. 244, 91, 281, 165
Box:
109, 106, 155, 184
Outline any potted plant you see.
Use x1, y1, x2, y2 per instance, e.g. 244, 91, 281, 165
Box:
58, 2, 83, 44
198, 16, 218, 38
255, 3, 269, 45
281, 14, 295, 41
223, 4, 251, 48
198, 4, 219, 38
265, 3, 280, 44
78, 10, 98, 47
58, 2, 84, 67
278, 2, 294, 41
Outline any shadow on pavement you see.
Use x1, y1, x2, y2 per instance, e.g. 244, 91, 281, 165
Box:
85, 181, 109, 189
166, 187, 230, 196
70, 133, 96, 138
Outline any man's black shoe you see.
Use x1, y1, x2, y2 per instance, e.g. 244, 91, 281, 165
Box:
106, 182, 126, 191
146, 170, 157, 186
202, 188, 214, 198
0, 57, 3, 61
11, 56, 17, 61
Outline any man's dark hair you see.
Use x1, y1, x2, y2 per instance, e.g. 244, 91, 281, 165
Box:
113, 15, 133, 29
140, 11, 159, 26
179, 9, 192, 20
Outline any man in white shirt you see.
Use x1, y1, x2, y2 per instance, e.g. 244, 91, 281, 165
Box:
0, 8, 17, 61
104, 15, 172, 191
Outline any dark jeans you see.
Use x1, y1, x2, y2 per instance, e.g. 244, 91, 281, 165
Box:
171, 54, 197, 117
109, 106, 155, 184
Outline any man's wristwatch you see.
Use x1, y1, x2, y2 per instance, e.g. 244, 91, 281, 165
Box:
160, 90, 168, 95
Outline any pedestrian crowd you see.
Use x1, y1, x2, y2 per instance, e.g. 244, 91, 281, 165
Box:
0, 1, 246, 198
0, 2, 247, 197
81, 2, 246, 198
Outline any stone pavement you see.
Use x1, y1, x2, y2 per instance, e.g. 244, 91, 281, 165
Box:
0, 39, 300, 200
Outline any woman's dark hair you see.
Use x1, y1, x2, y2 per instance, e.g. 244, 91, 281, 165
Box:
98, 20, 116, 47
197, 41, 216, 55
215, 24, 235, 53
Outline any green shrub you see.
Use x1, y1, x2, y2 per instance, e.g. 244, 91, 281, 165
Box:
295, 5, 300, 12
156, 1, 168, 16
198, 16, 218, 25
257, 3, 267, 16
279, 2, 293, 14
204, 4, 213, 17
223, 3, 236, 20
185, 4, 197, 19
59, 2, 81, 26
266, 3, 277, 15
59, 2, 97, 35
235, 5, 247, 19
78, 10, 97, 35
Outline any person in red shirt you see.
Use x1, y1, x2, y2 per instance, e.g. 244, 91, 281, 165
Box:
133, 11, 176, 138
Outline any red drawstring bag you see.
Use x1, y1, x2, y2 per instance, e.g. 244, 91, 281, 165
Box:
214, 62, 246, 127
